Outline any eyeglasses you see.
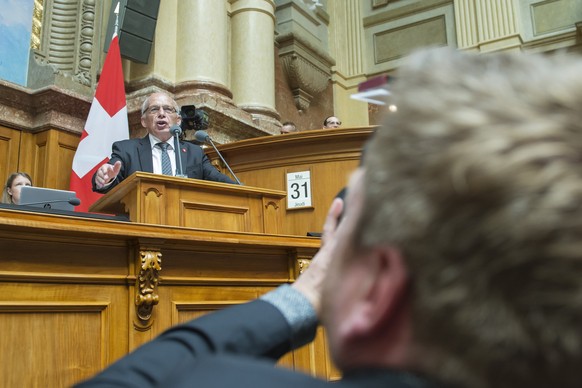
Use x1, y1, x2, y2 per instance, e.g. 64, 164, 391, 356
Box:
147, 105, 177, 115
327, 121, 341, 125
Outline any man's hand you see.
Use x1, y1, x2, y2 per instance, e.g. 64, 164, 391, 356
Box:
95, 161, 122, 189
292, 196, 344, 316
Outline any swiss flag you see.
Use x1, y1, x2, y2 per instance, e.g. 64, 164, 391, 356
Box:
70, 34, 129, 212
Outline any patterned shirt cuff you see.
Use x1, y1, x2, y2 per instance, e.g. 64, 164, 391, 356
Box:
260, 284, 319, 349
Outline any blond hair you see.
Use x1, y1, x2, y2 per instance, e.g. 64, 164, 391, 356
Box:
359, 48, 582, 387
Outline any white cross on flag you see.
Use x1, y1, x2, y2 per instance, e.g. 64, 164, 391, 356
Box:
69, 34, 129, 212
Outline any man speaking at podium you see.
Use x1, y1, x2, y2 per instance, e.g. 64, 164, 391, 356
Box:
92, 92, 236, 193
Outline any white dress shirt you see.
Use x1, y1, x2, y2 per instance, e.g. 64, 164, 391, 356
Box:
149, 134, 176, 176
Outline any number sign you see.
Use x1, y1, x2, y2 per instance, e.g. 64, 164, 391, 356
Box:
286, 171, 312, 209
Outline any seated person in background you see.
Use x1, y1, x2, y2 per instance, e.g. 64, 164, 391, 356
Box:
280, 121, 297, 134
92, 92, 237, 193
78, 48, 582, 388
323, 115, 341, 129
2, 172, 32, 205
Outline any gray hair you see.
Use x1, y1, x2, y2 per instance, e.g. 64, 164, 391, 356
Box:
359, 48, 582, 388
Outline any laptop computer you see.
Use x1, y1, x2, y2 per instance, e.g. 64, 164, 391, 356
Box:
19, 186, 80, 211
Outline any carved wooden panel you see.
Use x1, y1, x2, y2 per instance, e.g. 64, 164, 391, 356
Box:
166, 289, 335, 379
0, 126, 21, 184
17, 129, 79, 189
0, 306, 106, 387
182, 201, 250, 231
0, 281, 129, 387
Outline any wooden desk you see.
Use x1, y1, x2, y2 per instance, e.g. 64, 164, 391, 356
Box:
0, 207, 333, 387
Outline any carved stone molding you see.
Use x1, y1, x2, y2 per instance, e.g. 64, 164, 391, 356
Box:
277, 32, 335, 111
372, 0, 403, 7
125, 77, 276, 141
28, 0, 99, 93
31, 0, 44, 50
372, 0, 390, 8
0, 80, 90, 133
135, 249, 162, 325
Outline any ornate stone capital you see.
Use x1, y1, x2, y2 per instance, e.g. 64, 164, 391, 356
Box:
277, 32, 335, 111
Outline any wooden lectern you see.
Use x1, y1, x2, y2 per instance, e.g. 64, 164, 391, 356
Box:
90, 172, 286, 234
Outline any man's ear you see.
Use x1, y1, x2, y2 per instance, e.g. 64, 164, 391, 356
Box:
140, 115, 147, 128
341, 246, 409, 340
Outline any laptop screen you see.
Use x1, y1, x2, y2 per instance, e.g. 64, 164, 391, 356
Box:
19, 186, 80, 211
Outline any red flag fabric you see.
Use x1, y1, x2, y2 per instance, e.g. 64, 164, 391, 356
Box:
70, 35, 129, 212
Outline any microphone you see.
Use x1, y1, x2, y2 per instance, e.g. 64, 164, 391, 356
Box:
195, 130, 242, 185
20, 198, 81, 207
170, 125, 187, 178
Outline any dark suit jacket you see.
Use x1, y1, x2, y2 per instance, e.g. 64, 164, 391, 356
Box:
92, 136, 237, 193
76, 299, 441, 388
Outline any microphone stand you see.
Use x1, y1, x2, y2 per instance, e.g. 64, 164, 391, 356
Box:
171, 125, 187, 178
205, 136, 242, 185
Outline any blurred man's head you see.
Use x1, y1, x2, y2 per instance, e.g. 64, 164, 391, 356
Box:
322, 48, 582, 388
323, 116, 341, 129
281, 122, 297, 134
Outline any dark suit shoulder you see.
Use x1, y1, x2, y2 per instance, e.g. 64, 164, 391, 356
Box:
179, 140, 204, 151
113, 137, 148, 147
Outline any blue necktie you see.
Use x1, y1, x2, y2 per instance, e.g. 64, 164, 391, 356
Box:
157, 142, 172, 176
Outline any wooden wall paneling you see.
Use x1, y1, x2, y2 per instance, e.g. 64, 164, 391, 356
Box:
291, 326, 335, 379
0, 126, 21, 184
143, 182, 167, 225
0, 284, 129, 388
16, 129, 80, 190
0, 228, 131, 388
38, 129, 79, 189
16, 131, 36, 183
31, 130, 49, 188
207, 127, 373, 236
159, 245, 293, 286
54, 129, 80, 189
281, 159, 359, 235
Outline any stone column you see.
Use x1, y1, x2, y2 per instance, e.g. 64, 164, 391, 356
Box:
176, 0, 231, 95
454, 0, 479, 50
327, 0, 368, 127
123, 0, 259, 142
454, 0, 521, 52
230, 0, 280, 126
